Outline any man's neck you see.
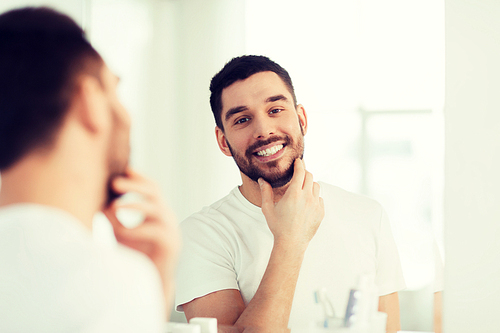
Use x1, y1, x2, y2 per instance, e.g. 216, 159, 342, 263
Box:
0, 153, 105, 229
238, 174, 290, 207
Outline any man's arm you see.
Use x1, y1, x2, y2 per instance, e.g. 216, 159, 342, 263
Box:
184, 239, 306, 328
434, 291, 442, 333
183, 159, 324, 331
378, 292, 401, 333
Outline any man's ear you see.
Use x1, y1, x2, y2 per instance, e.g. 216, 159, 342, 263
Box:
71, 75, 107, 134
215, 126, 232, 157
296, 104, 308, 135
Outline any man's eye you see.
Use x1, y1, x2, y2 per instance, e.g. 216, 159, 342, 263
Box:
270, 108, 282, 114
235, 117, 249, 125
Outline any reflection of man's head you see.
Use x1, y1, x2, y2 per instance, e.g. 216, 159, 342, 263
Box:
0, 7, 130, 204
210, 55, 305, 188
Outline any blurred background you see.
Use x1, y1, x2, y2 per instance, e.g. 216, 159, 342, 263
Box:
0, 0, 445, 331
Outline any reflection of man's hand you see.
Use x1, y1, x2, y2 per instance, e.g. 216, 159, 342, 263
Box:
102, 168, 181, 315
259, 158, 324, 249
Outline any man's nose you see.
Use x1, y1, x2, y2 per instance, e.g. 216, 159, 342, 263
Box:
253, 115, 275, 139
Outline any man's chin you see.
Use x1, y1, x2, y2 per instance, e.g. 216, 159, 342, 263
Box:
268, 180, 291, 189
252, 166, 294, 189
264, 174, 294, 188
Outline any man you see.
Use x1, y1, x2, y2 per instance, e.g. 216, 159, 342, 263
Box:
0, 7, 179, 332
175, 55, 405, 332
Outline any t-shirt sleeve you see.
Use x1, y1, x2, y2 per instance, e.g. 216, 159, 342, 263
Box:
375, 208, 407, 296
175, 213, 239, 311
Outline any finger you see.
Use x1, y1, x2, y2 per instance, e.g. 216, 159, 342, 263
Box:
114, 237, 151, 254
112, 176, 160, 199
113, 229, 157, 254
313, 182, 320, 198
124, 167, 152, 183
113, 222, 156, 239
258, 178, 274, 212
116, 227, 175, 258
102, 207, 127, 233
303, 171, 314, 191
288, 159, 306, 191
319, 197, 325, 217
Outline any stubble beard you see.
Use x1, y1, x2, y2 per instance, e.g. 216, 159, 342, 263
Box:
227, 133, 304, 189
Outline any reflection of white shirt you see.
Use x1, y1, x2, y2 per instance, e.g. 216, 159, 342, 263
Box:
0, 204, 165, 333
175, 182, 406, 329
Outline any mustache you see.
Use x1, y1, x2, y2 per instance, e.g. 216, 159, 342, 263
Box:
245, 135, 292, 157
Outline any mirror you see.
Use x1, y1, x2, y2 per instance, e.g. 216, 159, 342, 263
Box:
0, 0, 444, 331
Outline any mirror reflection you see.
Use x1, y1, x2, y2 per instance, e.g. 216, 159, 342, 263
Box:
0, 0, 445, 332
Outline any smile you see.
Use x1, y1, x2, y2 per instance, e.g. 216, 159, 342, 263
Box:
256, 144, 284, 157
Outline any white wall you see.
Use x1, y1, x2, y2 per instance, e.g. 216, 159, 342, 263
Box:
444, 0, 500, 331
143, 0, 246, 221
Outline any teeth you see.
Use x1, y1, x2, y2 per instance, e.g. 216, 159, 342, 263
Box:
256, 144, 283, 157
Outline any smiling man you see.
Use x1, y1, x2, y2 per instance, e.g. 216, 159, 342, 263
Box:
175, 55, 405, 332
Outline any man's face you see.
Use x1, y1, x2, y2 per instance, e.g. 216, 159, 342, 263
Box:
99, 65, 131, 202
216, 71, 307, 188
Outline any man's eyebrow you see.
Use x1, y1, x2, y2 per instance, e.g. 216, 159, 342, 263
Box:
225, 105, 248, 122
266, 94, 288, 103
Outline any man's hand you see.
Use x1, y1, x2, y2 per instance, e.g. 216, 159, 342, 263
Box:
258, 159, 324, 248
102, 168, 181, 318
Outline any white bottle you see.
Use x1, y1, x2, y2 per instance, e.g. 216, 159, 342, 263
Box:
189, 317, 217, 333
170, 323, 201, 333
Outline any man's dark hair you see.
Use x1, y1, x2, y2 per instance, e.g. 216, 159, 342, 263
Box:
209, 55, 297, 131
0, 7, 103, 171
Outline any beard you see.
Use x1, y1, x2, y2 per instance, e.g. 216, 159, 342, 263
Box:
227, 132, 304, 189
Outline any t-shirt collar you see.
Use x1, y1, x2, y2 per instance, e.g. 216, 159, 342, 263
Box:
232, 186, 263, 215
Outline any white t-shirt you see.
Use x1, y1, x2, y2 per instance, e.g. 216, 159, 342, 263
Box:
0, 204, 165, 333
175, 182, 406, 329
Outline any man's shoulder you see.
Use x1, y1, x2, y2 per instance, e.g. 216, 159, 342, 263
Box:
180, 187, 268, 247
0, 205, 164, 332
182, 192, 231, 223
181, 187, 250, 228
0, 204, 158, 276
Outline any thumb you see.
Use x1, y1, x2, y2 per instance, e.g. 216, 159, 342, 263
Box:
102, 205, 127, 237
258, 178, 274, 212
